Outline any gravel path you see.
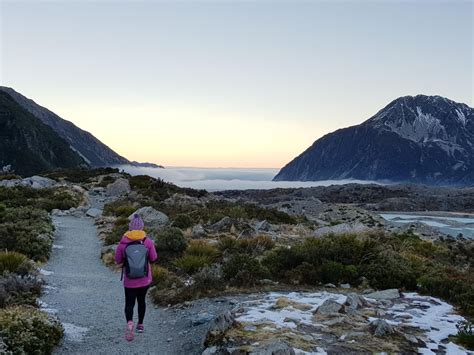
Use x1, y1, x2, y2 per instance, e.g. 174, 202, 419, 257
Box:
40, 196, 232, 355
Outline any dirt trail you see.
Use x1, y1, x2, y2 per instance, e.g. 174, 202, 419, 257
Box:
40, 196, 230, 355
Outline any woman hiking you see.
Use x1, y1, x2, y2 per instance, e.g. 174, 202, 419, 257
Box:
115, 214, 157, 341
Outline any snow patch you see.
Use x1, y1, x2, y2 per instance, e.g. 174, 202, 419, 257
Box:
52, 244, 64, 249
62, 323, 89, 342
455, 109, 467, 125
39, 268, 54, 276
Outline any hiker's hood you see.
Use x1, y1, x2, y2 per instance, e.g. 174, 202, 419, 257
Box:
121, 230, 146, 243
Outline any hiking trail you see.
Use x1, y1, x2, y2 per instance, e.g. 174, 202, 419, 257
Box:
40, 194, 231, 355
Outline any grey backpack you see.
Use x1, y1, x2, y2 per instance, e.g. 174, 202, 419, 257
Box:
121, 239, 149, 279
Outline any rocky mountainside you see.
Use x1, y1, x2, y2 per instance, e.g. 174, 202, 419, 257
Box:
0, 90, 87, 176
0, 86, 129, 167
274, 95, 474, 185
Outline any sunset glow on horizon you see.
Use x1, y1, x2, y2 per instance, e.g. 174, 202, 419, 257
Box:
1, 0, 472, 168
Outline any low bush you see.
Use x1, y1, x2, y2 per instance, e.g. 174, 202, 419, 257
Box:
456, 321, 474, 350
0, 251, 33, 276
103, 200, 137, 217
361, 250, 418, 290
42, 167, 119, 183
104, 217, 129, 245
0, 209, 54, 262
222, 253, 269, 286
218, 236, 275, 256
172, 214, 194, 229
186, 240, 219, 259
155, 227, 188, 254
0, 275, 43, 308
175, 255, 213, 274
0, 186, 80, 212
0, 305, 63, 354
151, 265, 183, 290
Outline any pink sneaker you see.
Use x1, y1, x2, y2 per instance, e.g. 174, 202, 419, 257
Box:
136, 324, 144, 333
125, 321, 134, 342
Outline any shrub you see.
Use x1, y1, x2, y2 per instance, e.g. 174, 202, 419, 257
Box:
361, 251, 418, 290
222, 253, 269, 286
0, 306, 63, 354
42, 167, 119, 183
193, 265, 225, 293
286, 261, 320, 285
319, 261, 358, 285
103, 200, 137, 217
0, 186, 80, 212
104, 217, 129, 245
155, 227, 188, 254
151, 265, 183, 290
172, 214, 194, 229
0, 275, 43, 308
186, 240, 219, 258
236, 235, 275, 255
0, 251, 33, 276
0, 207, 53, 261
262, 246, 305, 277
456, 321, 474, 350
175, 255, 213, 274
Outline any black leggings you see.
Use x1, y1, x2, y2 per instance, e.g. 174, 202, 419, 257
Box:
124, 286, 149, 323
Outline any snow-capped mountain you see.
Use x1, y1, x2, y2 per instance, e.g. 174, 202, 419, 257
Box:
274, 95, 474, 185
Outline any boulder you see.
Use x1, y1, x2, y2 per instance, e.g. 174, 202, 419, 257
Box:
365, 289, 400, 301
192, 224, 206, 238
106, 178, 131, 196
313, 299, 343, 316
0, 179, 21, 188
344, 293, 368, 313
129, 207, 169, 230
249, 340, 295, 355
86, 208, 102, 218
21, 175, 57, 189
210, 217, 233, 232
254, 220, 272, 232
369, 319, 395, 337
204, 310, 235, 346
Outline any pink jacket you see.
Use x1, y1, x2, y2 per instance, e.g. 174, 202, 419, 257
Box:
115, 230, 157, 288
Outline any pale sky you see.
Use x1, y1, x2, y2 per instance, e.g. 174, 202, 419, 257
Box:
0, 0, 472, 168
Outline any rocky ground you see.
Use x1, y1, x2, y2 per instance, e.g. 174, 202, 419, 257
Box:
25, 172, 472, 354
202, 290, 472, 354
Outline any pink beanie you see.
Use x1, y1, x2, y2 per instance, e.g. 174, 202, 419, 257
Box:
129, 214, 145, 230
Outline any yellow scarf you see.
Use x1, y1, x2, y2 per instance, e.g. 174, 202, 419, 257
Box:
125, 230, 146, 241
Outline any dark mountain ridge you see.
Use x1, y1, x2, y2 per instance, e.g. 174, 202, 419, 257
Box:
274, 95, 474, 186
0, 91, 87, 176
0, 86, 129, 167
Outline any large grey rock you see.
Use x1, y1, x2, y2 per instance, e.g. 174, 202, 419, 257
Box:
129, 207, 169, 230
86, 208, 102, 218
0, 176, 57, 189
22, 175, 57, 189
314, 299, 343, 316
344, 293, 368, 313
365, 289, 400, 301
203, 310, 235, 347
192, 224, 206, 238
106, 178, 131, 196
249, 340, 295, 355
210, 217, 233, 232
254, 220, 272, 232
370, 319, 395, 337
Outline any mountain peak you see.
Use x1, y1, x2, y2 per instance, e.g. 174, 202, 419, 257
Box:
274, 94, 474, 186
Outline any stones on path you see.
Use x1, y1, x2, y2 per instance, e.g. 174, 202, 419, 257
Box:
86, 208, 102, 218
249, 340, 296, 355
